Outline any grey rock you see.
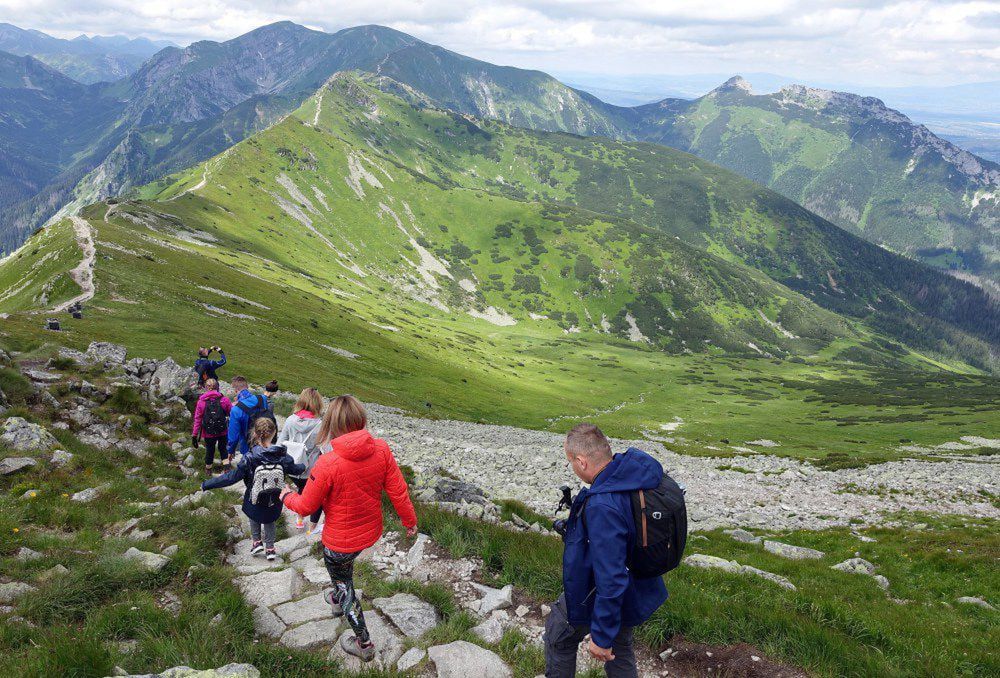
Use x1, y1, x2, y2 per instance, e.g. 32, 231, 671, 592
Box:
2, 417, 57, 452
373, 592, 440, 638
236, 568, 304, 609
150, 358, 194, 398
173, 491, 207, 508
872, 574, 890, 590
0, 582, 36, 604
427, 641, 512, 678
39, 564, 69, 580
0, 456, 38, 476
23, 368, 60, 383
471, 613, 505, 643
740, 565, 796, 591
397, 647, 426, 671
684, 554, 741, 573
111, 664, 260, 678
329, 610, 404, 669
469, 582, 513, 616
763, 540, 825, 560
160, 591, 182, 616
71, 483, 109, 503
16, 547, 42, 562
86, 341, 127, 365
831, 558, 877, 575
279, 617, 342, 650
723, 528, 761, 543
252, 605, 286, 639
51, 449, 74, 465
956, 596, 994, 610
162, 544, 179, 557
122, 547, 169, 572
273, 592, 337, 626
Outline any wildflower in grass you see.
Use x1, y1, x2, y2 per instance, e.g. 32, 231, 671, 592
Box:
62, 493, 69, 497
12, 528, 19, 533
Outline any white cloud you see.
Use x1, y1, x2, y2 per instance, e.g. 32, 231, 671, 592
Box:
0, 0, 997, 85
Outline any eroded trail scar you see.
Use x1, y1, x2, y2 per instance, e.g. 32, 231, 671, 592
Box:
53, 216, 96, 312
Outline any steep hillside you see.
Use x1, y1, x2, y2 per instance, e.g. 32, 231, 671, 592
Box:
3, 75, 997, 461
0, 23, 168, 83
627, 78, 1000, 287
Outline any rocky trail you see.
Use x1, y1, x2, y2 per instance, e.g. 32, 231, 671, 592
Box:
51, 215, 96, 313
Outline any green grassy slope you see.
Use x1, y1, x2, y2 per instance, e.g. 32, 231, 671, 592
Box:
629, 81, 1000, 286
2, 75, 997, 464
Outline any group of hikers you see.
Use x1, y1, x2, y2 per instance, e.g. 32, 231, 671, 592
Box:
186, 346, 684, 675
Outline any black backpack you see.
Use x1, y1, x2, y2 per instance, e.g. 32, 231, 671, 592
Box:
584, 472, 688, 579
202, 398, 227, 437
237, 394, 276, 432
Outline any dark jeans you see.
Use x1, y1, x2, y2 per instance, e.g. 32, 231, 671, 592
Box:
323, 547, 369, 644
291, 476, 323, 524
203, 437, 228, 466
543, 594, 637, 678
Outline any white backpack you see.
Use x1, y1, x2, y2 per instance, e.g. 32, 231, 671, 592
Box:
283, 441, 309, 467
250, 462, 284, 506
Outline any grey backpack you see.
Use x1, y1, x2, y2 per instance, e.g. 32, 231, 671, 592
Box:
250, 462, 284, 506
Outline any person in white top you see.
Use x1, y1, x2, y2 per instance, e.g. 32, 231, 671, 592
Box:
278, 387, 324, 532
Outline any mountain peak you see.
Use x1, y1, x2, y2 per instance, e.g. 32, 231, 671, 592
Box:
713, 75, 753, 94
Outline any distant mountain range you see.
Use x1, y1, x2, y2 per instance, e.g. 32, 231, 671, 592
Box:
0, 23, 172, 83
0, 21, 996, 294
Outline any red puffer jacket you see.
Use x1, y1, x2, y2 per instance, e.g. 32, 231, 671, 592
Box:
283, 429, 416, 553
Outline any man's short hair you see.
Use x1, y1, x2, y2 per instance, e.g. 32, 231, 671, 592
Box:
231, 376, 248, 390
565, 423, 612, 460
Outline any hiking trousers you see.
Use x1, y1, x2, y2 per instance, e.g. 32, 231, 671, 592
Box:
543, 593, 637, 678
248, 519, 276, 548
324, 547, 369, 644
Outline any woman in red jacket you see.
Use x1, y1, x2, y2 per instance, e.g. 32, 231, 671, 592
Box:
280, 395, 417, 662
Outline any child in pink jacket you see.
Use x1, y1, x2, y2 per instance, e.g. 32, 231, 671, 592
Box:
192, 378, 233, 474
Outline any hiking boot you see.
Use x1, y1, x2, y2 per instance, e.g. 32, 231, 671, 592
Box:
295, 517, 304, 529
250, 540, 264, 556
265, 548, 276, 561
339, 633, 375, 662
323, 589, 344, 617
204, 465, 212, 476
306, 522, 319, 535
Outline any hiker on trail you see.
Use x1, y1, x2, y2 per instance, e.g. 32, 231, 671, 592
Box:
264, 380, 279, 416
280, 395, 417, 662
194, 346, 226, 385
191, 378, 233, 474
202, 417, 304, 561
543, 423, 669, 677
227, 376, 275, 459
278, 387, 324, 533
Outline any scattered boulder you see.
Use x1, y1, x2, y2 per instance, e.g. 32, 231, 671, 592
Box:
763, 540, 825, 560
684, 554, 796, 590
107, 664, 260, 678
15, 547, 42, 562
51, 449, 74, 466
122, 547, 169, 572
397, 647, 426, 671
831, 558, 876, 575
279, 617, 343, 650
0, 582, 37, 604
71, 484, 109, 503
372, 592, 440, 638
236, 568, 305, 609
39, 564, 69, 581
149, 358, 193, 398
471, 612, 506, 643
956, 596, 994, 610
1, 417, 57, 452
427, 641, 512, 678
468, 582, 513, 616
0, 456, 38, 476
173, 491, 207, 508
723, 528, 761, 544
418, 476, 488, 505
86, 342, 127, 365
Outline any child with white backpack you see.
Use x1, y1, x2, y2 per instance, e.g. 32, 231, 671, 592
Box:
202, 417, 304, 560
278, 388, 325, 532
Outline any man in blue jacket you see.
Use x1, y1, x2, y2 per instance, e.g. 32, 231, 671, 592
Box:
226, 376, 271, 460
544, 423, 668, 677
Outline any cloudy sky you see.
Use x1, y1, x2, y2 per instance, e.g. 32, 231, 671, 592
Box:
2, 0, 999, 87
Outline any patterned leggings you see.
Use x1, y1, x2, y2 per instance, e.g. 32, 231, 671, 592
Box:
323, 547, 369, 644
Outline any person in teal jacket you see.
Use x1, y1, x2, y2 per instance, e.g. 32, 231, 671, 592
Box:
544, 423, 668, 677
